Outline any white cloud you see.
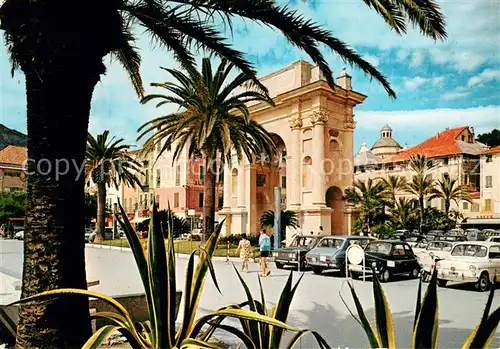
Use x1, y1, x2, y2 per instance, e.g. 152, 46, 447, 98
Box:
468, 69, 500, 87
410, 51, 424, 68
363, 54, 380, 67
403, 76, 445, 90
396, 49, 409, 62
428, 49, 487, 72
441, 91, 471, 101
355, 105, 500, 146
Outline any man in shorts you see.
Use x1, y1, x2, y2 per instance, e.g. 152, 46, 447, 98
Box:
259, 229, 271, 277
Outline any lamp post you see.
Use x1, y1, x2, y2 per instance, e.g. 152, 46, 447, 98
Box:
273, 186, 281, 250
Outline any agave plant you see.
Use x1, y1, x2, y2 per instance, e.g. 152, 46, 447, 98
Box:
8, 202, 300, 348
201, 265, 330, 349
344, 271, 499, 348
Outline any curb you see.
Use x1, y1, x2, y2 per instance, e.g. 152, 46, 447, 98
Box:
85, 243, 264, 263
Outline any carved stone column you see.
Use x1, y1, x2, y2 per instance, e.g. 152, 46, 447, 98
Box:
222, 163, 232, 209
288, 115, 303, 208
237, 161, 246, 208
311, 108, 328, 206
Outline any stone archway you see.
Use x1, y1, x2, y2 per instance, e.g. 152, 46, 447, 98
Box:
325, 186, 344, 235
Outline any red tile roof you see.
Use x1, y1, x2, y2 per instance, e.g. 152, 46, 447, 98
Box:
482, 145, 500, 155
0, 145, 27, 166
386, 126, 486, 162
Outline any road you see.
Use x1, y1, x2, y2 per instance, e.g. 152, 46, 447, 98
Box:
1, 240, 498, 348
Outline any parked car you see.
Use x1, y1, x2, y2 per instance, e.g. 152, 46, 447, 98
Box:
349, 240, 421, 282
465, 228, 481, 241
14, 230, 24, 240
305, 236, 375, 276
435, 241, 500, 291
274, 235, 321, 270
85, 228, 96, 243
486, 236, 500, 243
415, 240, 454, 281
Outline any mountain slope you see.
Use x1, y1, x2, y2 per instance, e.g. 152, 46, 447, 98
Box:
0, 124, 27, 150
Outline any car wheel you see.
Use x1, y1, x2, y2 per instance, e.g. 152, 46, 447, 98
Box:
313, 267, 323, 275
437, 279, 448, 287
380, 269, 391, 282
475, 272, 490, 292
410, 267, 420, 279
275, 262, 284, 269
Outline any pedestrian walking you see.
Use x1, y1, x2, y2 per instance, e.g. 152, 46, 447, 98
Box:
259, 229, 271, 277
236, 234, 252, 272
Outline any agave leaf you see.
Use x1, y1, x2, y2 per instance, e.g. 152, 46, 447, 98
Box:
270, 272, 304, 349
206, 321, 257, 349
147, 202, 171, 349
258, 275, 268, 316
82, 325, 121, 349
185, 221, 224, 332
232, 264, 263, 347
165, 204, 178, 343
257, 275, 270, 348
463, 278, 500, 349
180, 338, 223, 349
372, 272, 396, 349
90, 311, 129, 327
177, 251, 197, 343
412, 269, 439, 349
200, 247, 222, 295
414, 276, 423, 329
286, 329, 331, 349
191, 308, 298, 338
116, 202, 156, 341
0, 305, 16, 342
345, 281, 381, 348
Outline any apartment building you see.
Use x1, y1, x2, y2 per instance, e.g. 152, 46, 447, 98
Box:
0, 145, 27, 192
354, 126, 487, 219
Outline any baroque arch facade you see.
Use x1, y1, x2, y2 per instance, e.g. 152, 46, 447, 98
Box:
219, 61, 365, 236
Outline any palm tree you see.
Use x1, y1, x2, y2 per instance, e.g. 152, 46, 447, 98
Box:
390, 197, 417, 230
260, 209, 299, 240
405, 155, 435, 233
345, 179, 391, 232
379, 175, 407, 206
157, 208, 190, 238
430, 176, 472, 217
86, 131, 142, 242
0, 0, 446, 345
138, 58, 278, 237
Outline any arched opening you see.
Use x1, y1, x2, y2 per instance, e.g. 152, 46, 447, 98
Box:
303, 156, 312, 190
325, 186, 344, 235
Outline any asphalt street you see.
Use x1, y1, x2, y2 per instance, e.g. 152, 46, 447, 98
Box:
1, 240, 498, 348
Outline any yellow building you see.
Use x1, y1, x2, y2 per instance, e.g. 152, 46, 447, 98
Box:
0, 145, 27, 192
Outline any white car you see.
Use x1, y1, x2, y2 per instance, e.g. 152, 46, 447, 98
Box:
486, 236, 500, 243
415, 241, 453, 281
435, 241, 500, 292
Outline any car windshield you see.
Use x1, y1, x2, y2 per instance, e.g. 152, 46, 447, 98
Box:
366, 242, 392, 255
318, 238, 344, 249
290, 237, 316, 247
427, 241, 452, 251
451, 244, 488, 257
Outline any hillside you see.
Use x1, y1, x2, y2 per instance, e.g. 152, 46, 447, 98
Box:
0, 124, 27, 150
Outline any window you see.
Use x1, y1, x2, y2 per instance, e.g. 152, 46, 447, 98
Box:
485, 199, 492, 212
489, 246, 500, 259
200, 166, 205, 180
463, 202, 469, 210
471, 203, 480, 212
150, 193, 154, 205
199, 193, 204, 208
461, 135, 465, 141
175, 165, 181, 186
174, 193, 179, 208
156, 169, 161, 188
156, 141, 161, 152
486, 155, 493, 163
281, 150, 287, 162
485, 175, 492, 188
392, 244, 405, 256
144, 169, 149, 186
281, 176, 287, 188
5, 171, 20, 177
442, 157, 449, 165
155, 195, 159, 205
218, 196, 223, 209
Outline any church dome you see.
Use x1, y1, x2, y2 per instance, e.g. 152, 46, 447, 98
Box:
372, 137, 401, 149
371, 124, 402, 157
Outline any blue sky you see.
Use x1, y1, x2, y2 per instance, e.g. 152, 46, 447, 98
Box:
1, 0, 499, 152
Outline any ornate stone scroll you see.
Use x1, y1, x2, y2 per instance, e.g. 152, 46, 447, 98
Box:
310, 108, 329, 125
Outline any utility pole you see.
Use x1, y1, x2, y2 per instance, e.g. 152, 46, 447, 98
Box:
273, 186, 281, 250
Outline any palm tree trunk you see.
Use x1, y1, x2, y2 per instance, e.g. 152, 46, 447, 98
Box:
202, 155, 217, 239
95, 181, 107, 243
16, 62, 100, 348
419, 197, 425, 233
